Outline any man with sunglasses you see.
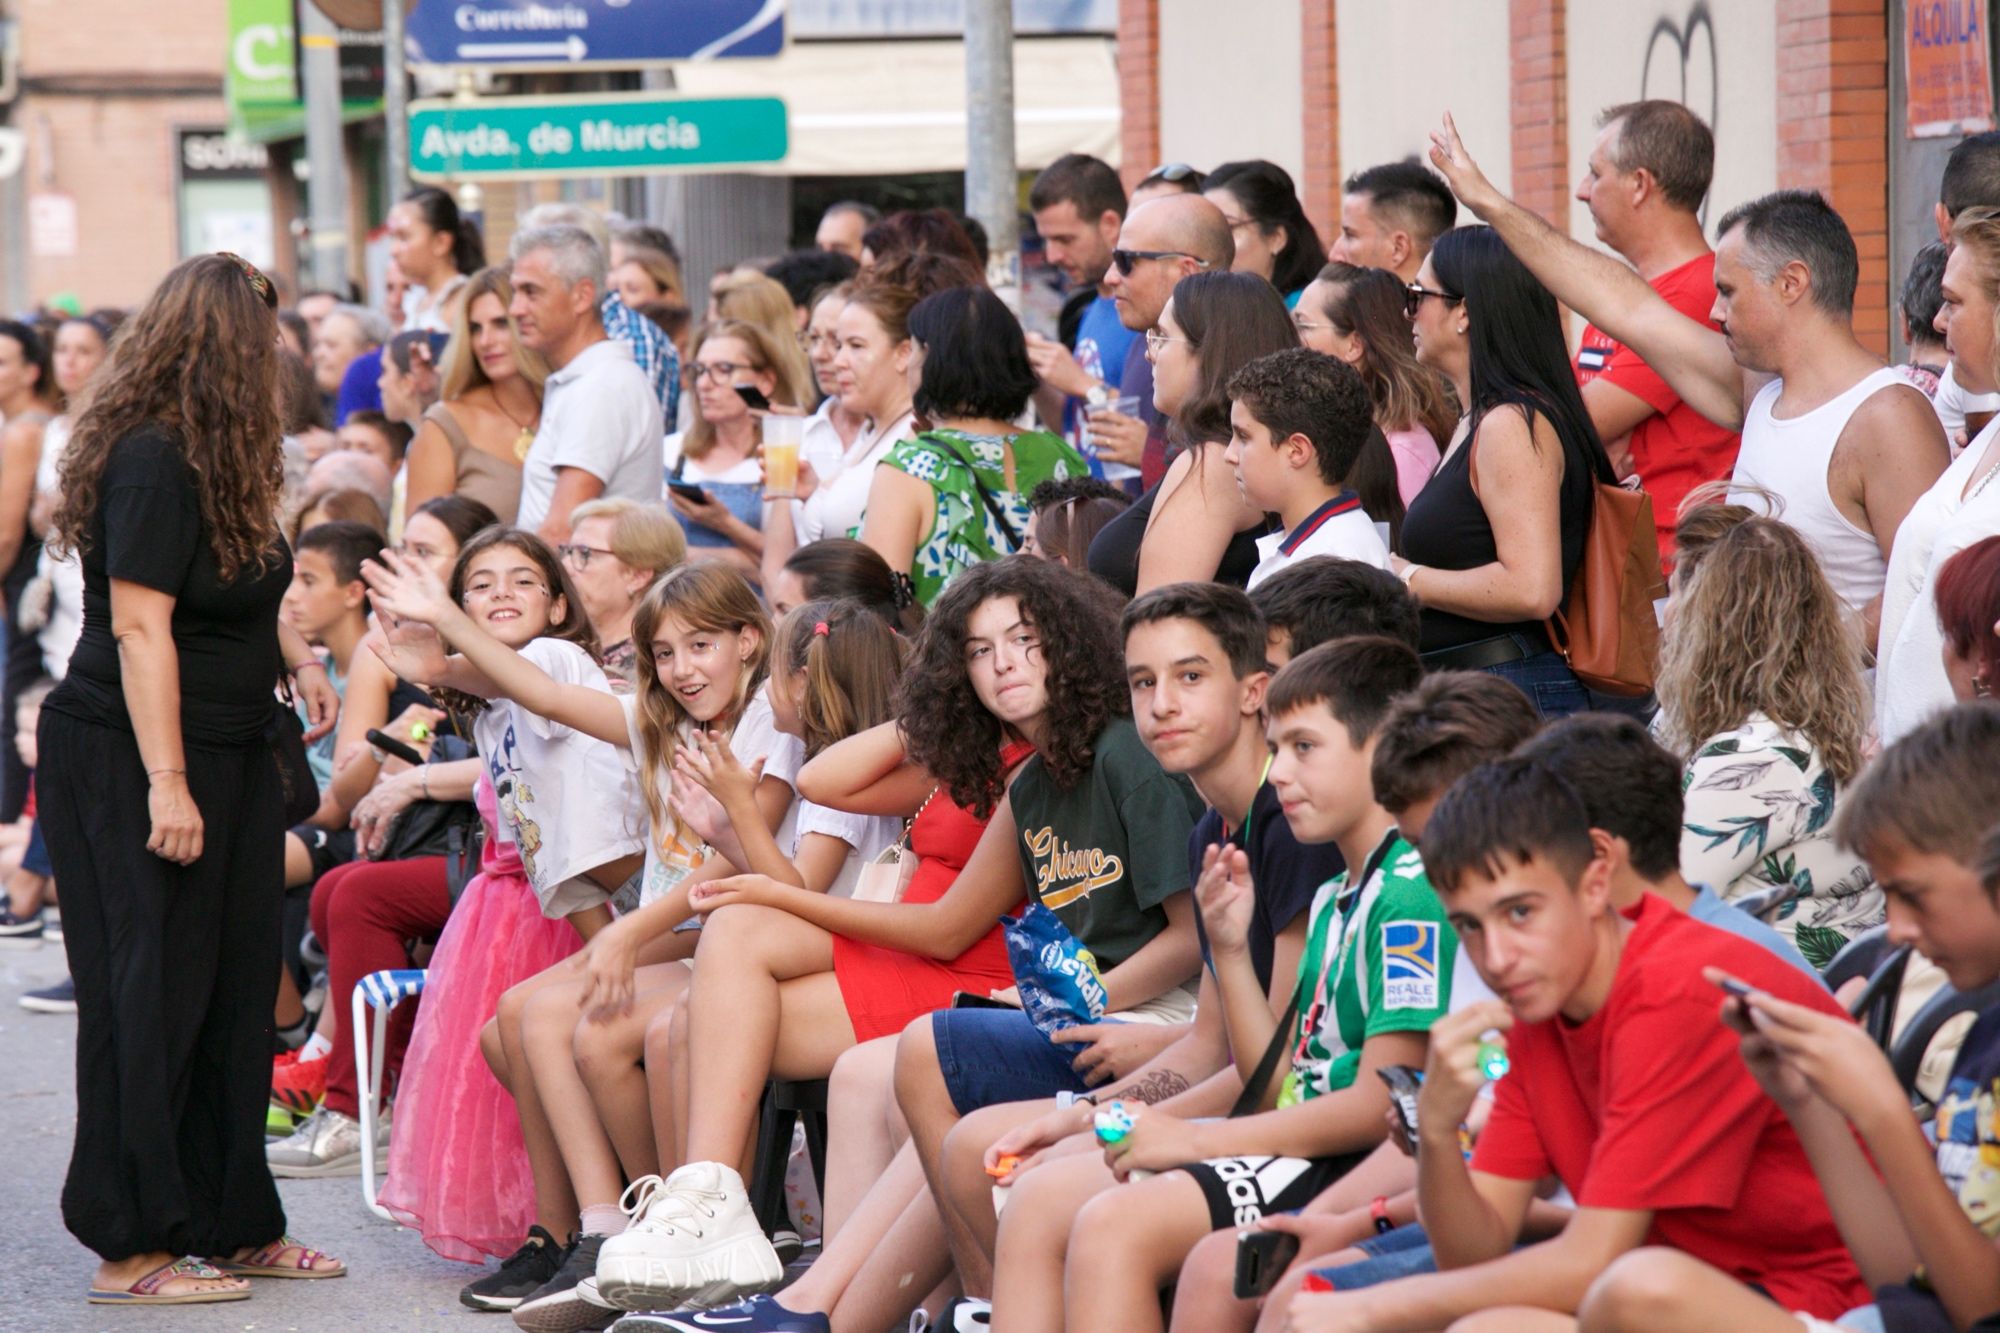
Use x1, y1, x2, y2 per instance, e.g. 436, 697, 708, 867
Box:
1024, 154, 1139, 450
1098, 193, 1237, 489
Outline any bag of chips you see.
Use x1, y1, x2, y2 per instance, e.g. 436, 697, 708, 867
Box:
1004, 904, 1108, 1039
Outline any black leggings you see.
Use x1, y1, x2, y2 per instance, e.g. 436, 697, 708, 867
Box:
37, 708, 287, 1261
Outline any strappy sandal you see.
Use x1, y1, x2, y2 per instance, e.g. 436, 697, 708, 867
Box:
212, 1235, 347, 1279
88, 1256, 252, 1305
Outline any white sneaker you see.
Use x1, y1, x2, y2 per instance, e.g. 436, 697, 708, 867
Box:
595, 1163, 783, 1312
266, 1106, 369, 1178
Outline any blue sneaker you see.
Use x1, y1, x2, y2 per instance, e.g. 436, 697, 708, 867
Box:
609, 1295, 831, 1331
20, 975, 75, 1013
0, 904, 42, 947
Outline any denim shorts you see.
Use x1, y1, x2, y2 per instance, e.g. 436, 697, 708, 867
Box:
931, 1007, 1099, 1115
1308, 1221, 1439, 1291
21, 817, 49, 878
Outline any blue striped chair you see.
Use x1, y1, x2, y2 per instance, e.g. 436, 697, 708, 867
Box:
352, 967, 428, 1220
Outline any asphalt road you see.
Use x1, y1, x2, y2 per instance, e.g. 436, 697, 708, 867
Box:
0, 938, 494, 1332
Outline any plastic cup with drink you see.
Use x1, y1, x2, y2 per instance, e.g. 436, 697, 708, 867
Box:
1080, 394, 1145, 484
762, 413, 804, 498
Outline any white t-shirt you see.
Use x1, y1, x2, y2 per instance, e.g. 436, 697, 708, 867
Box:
1932, 361, 2000, 450
795, 799, 903, 899
1247, 492, 1391, 590
518, 337, 667, 531
800, 408, 916, 542
622, 683, 805, 906
663, 432, 762, 485
474, 638, 648, 918
35, 416, 82, 679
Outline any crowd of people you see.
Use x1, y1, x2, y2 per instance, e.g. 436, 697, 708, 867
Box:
6, 99, 2000, 1333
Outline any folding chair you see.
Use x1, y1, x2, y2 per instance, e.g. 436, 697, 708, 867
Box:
352, 967, 427, 1221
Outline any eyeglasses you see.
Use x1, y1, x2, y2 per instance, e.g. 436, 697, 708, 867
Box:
1404, 282, 1462, 319
684, 360, 763, 384
1144, 329, 1191, 356
1111, 249, 1211, 277
557, 544, 616, 569
1292, 314, 1334, 334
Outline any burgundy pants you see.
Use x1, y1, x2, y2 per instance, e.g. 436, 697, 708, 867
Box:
310, 856, 452, 1118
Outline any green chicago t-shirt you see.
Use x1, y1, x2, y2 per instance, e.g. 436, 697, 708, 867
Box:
1279, 828, 1454, 1107
1007, 715, 1205, 972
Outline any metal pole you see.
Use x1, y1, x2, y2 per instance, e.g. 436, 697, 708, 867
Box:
383, 0, 409, 199
964, 0, 1019, 308
300, 1, 350, 292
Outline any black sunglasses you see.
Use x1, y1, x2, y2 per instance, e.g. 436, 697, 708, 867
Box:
1111, 248, 1212, 277
1403, 281, 1462, 319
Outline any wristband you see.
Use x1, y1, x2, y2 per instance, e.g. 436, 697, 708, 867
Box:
289, 658, 326, 674
420, 766, 432, 800
1370, 1196, 1394, 1235
147, 767, 186, 778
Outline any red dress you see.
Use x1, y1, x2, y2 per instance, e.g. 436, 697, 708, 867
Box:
832, 741, 1032, 1041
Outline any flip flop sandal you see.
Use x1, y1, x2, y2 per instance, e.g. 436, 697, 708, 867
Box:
212, 1235, 347, 1279
88, 1256, 252, 1305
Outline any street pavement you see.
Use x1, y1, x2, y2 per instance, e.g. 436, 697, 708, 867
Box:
1, 938, 492, 1331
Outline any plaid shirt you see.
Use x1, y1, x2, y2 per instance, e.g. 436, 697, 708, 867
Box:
601, 292, 680, 425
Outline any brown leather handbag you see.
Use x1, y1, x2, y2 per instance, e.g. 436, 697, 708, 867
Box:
1544, 474, 1666, 697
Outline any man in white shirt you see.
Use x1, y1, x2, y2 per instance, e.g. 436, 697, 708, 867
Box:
509, 225, 665, 544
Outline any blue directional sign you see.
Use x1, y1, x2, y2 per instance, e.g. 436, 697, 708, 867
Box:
405, 0, 784, 68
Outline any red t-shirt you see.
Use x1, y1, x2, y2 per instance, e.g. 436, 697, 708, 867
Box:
1575, 253, 1742, 566
1470, 894, 1867, 1319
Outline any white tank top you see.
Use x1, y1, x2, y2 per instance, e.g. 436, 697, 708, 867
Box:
1728, 367, 1903, 612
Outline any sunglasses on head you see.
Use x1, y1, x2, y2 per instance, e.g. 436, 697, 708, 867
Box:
1142, 162, 1205, 188
1111, 249, 1211, 277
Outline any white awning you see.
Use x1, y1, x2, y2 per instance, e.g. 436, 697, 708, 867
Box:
665, 36, 1121, 176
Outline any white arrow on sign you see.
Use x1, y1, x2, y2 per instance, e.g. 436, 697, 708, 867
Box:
0, 128, 23, 181
457, 33, 587, 61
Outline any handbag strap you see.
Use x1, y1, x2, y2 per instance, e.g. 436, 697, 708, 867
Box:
932, 432, 1022, 552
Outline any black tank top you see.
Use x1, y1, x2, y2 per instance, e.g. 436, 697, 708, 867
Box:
1087, 474, 1263, 595
1400, 408, 1595, 653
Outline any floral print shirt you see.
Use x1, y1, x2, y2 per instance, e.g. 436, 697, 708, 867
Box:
1677, 712, 1880, 969
877, 428, 1087, 606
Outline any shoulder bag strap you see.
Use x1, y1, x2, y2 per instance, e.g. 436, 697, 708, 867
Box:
931, 432, 1022, 552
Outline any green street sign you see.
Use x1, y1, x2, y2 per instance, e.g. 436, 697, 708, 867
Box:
409, 94, 789, 181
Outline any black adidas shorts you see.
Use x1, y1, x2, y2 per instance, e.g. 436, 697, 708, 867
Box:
1179, 1151, 1369, 1230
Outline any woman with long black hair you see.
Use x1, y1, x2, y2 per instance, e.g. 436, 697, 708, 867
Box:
41, 254, 346, 1306
389, 185, 486, 333
1394, 225, 1614, 717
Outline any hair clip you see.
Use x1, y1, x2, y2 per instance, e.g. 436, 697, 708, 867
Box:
813, 620, 831, 637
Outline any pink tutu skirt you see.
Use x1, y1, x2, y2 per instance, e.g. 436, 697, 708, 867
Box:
378, 784, 584, 1262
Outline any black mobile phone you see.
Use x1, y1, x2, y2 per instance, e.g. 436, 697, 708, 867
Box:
1233, 1229, 1301, 1300
733, 383, 772, 412
365, 729, 425, 767
667, 481, 708, 503
1377, 1065, 1424, 1142
951, 991, 1019, 1010
1713, 972, 1757, 999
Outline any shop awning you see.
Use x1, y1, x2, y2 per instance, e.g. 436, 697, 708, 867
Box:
665, 35, 1120, 175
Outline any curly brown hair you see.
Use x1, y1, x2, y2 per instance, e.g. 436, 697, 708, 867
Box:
53, 254, 285, 583
896, 556, 1128, 817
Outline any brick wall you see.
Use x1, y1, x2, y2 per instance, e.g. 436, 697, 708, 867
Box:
1509, 0, 1568, 226
1300, 0, 1338, 244
1776, 0, 1891, 354
1117, 0, 1161, 191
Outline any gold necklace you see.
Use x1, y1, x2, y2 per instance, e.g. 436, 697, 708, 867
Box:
497, 396, 540, 461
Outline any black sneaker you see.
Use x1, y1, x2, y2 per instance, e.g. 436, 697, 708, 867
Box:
19, 976, 75, 1014
462, 1225, 565, 1311
512, 1233, 615, 1332
0, 904, 42, 947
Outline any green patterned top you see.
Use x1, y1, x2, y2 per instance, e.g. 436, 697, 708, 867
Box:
876, 427, 1088, 606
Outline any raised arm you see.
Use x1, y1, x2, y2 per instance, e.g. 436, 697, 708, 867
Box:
361, 548, 628, 745
1429, 111, 1747, 429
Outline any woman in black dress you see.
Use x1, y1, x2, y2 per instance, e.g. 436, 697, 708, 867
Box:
41, 253, 346, 1307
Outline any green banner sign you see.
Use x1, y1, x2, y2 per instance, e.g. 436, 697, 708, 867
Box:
409, 94, 789, 181
226, 0, 297, 112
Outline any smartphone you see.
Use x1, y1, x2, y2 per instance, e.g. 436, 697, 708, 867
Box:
1712, 972, 1757, 999
951, 991, 1020, 1010
667, 481, 708, 504
365, 729, 426, 768
1233, 1229, 1302, 1300
733, 383, 772, 412
1377, 1065, 1424, 1142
